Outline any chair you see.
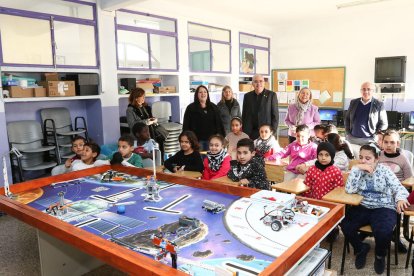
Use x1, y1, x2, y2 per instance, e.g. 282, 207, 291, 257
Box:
7, 120, 58, 182
151, 101, 182, 159
40, 108, 88, 164
340, 225, 398, 276
401, 149, 413, 168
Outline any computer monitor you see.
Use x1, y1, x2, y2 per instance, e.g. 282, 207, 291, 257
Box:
319, 109, 337, 122
410, 111, 414, 125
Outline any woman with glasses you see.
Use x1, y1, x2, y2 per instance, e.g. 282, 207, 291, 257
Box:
345, 81, 388, 145
285, 87, 321, 143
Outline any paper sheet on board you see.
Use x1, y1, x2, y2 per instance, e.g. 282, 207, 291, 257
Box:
278, 72, 288, 81
319, 90, 331, 104
278, 81, 286, 91
333, 91, 343, 103
287, 93, 296, 104
278, 92, 288, 104
311, 90, 320, 100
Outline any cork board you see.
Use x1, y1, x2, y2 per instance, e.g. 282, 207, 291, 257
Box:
272, 67, 345, 109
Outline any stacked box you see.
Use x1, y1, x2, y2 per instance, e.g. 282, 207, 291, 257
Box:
66, 74, 99, 96
47, 81, 76, 97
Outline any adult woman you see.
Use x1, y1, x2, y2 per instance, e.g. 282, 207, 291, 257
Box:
285, 87, 320, 143
183, 85, 225, 150
217, 86, 242, 135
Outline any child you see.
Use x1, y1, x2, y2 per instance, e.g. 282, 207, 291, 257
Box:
378, 130, 413, 181
202, 134, 231, 180
375, 130, 385, 151
254, 124, 281, 159
269, 124, 317, 181
132, 122, 159, 167
303, 142, 343, 200
225, 117, 249, 160
71, 142, 107, 171
326, 133, 354, 171
164, 131, 204, 173
341, 144, 409, 274
51, 136, 86, 175
108, 134, 143, 168
312, 124, 327, 144
227, 138, 269, 190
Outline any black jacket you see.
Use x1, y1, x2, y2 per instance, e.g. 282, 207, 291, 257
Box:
242, 89, 279, 139
227, 156, 269, 190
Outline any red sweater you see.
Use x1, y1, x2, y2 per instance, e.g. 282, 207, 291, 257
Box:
202, 155, 231, 180
303, 165, 343, 200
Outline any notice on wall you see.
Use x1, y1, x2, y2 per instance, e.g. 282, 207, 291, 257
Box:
278, 92, 288, 104
311, 89, 320, 100
278, 81, 286, 92
278, 72, 288, 81
319, 90, 331, 104
333, 91, 343, 103
287, 92, 296, 104
286, 80, 294, 92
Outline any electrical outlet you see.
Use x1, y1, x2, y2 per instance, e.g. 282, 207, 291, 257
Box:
381, 94, 386, 102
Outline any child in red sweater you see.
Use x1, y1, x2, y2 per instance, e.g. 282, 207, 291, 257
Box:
303, 142, 343, 200
202, 134, 231, 180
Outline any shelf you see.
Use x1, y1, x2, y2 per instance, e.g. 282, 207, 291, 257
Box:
1, 66, 100, 74
2, 95, 101, 102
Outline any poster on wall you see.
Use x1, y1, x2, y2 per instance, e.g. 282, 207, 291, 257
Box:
240, 48, 255, 74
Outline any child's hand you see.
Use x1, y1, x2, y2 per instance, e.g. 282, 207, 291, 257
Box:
355, 164, 374, 173
239, 179, 249, 187
65, 158, 73, 168
296, 164, 308, 174
397, 200, 410, 213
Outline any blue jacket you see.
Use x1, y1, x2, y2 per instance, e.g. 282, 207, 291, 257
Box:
345, 97, 387, 136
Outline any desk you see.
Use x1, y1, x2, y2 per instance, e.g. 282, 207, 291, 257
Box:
265, 159, 288, 183
271, 178, 309, 195
213, 175, 238, 186
322, 187, 363, 206
143, 166, 202, 179
0, 165, 344, 276
402, 177, 414, 189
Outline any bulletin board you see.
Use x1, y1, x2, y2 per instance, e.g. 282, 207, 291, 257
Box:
271, 67, 345, 109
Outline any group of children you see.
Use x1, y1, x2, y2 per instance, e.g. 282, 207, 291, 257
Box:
54, 117, 414, 275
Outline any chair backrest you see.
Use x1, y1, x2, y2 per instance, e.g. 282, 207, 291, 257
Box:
152, 101, 171, 123
7, 120, 44, 151
40, 107, 72, 129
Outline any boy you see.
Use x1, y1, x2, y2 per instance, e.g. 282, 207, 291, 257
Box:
72, 142, 107, 171
227, 138, 269, 190
312, 124, 326, 144
132, 122, 159, 167
51, 136, 86, 175
108, 134, 143, 168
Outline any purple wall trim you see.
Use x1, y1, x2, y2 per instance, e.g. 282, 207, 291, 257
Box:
240, 31, 270, 44
188, 21, 231, 34
239, 43, 269, 51
147, 33, 152, 69
118, 9, 177, 30
117, 24, 177, 37
0, 111, 11, 187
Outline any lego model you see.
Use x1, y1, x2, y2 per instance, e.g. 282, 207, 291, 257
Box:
293, 199, 324, 217
143, 175, 162, 202
201, 199, 226, 214
101, 170, 125, 182
260, 205, 295, 231
151, 233, 178, 269
46, 192, 70, 216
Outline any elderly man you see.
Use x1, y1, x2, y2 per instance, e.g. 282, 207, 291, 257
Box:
345, 81, 388, 146
242, 74, 279, 140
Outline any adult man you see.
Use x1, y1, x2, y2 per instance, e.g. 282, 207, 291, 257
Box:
242, 74, 279, 140
345, 81, 388, 145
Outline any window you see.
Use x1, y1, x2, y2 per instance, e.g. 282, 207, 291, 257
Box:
116, 10, 178, 71
0, 1, 98, 68
188, 22, 231, 73
239, 33, 270, 75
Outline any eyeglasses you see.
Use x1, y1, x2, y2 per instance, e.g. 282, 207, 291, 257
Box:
361, 88, 374, 92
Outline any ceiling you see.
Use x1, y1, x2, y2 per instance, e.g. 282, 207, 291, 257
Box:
116, 0, 413, 26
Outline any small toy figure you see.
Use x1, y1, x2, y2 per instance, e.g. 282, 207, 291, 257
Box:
202, 200, 226, 214
151, 233, 178, 269
144, 175, 162, 202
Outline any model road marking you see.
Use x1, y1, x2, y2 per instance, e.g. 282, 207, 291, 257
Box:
224, 262, 260, 275
74, 218, 100, 227
143, 194, 191, 214
90, 187, 143, 203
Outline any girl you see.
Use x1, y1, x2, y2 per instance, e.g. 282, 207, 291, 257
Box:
303, 142, 343, 200
254, 124, 280, 159
326, 133, 354, 171
202, 134, 231, 180
341, 144, 409, 274
164, 131, 204, 173
269, 124, 317, 181
225, 117, 249, 160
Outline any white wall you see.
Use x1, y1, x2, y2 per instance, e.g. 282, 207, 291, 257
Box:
271, 3, 414, 101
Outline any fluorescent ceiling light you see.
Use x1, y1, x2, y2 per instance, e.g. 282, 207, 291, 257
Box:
336, 0, 391, 9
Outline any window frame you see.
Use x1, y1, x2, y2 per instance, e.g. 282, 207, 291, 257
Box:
0, 0, 99, 69
188, 22, 231, 74
239, 32, 270, 76
115, 9, 178, 72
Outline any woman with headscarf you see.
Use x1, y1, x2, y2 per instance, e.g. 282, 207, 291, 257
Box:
285, 87, 320, 143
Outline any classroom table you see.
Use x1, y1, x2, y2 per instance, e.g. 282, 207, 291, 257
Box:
402, 176, 414, 189
322, 187, 363, 206
143, 166, 202, 179
265, 159, 288, 183
271, 178, 309, 195
213, 175, 238, 186
0, 165, 344, 276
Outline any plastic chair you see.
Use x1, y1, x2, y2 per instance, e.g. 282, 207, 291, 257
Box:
401, 149, 413, 168
40, 107, 88, 164
7, 120, 58, 182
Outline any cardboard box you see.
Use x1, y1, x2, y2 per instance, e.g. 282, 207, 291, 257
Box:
47, 81, 76, 97
239, 83, 252, 92
158, 86, 176, 93
6, 86, 34, 98
137, 82, 154, 93
34, 87, 46, 97
43, 73, 59, 81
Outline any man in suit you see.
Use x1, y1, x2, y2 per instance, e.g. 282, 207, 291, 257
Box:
345, 81, 388, 145
242, 74, 279, 140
